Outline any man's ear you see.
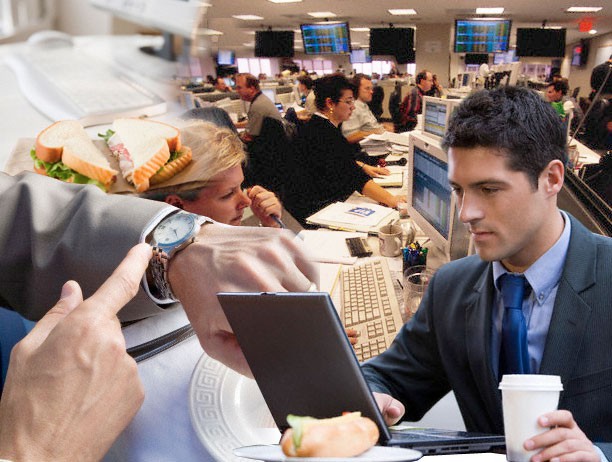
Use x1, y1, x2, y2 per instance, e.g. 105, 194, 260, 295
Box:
540, 159, 565, 196
164, 194, 185, 209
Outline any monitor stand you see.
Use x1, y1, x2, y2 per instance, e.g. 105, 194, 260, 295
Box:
140, 32, 177, 61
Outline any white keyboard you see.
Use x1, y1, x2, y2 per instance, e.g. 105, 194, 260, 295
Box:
5, 48, 167, 126
340, 258, 404, 362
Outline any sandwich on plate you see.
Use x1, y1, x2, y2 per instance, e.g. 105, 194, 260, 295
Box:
32, 120, 118, 191
102, 118, 192, 192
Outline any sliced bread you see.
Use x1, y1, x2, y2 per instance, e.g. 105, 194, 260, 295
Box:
36, 120, 118, 187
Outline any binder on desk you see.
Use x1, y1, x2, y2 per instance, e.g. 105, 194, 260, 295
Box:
306, 201, 398, 234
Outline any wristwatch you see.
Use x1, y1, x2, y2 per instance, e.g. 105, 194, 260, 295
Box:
149, 211, 211, 303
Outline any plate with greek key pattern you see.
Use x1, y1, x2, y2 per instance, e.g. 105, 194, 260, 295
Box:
189, 352, 281, 461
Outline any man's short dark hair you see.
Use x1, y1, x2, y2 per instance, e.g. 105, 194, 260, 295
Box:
297, 75, 314, 90
547, 80, 569, 95
442, 86, 567, 189
236, 73, 260, 91
415, 70, 429, 85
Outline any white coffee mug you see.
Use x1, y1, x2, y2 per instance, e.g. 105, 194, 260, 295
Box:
378, 224, 403, 257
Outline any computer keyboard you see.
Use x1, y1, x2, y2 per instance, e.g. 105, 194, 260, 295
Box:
5, 48, 167, 126
340, 258, 404, 362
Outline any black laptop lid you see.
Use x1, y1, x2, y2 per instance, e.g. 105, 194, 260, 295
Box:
217, 291, 393, 444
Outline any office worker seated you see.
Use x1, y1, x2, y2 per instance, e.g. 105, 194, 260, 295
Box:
397, 70, 433, 132
234, 72, 282, 142
363, 87, 612, 462
284, 73, 403, 225
545, 80, 574, 125
141, 121, 282, 228
341, 73, 385, 143
213, 76, 232, 93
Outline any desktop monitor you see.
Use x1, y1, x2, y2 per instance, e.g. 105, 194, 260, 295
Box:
461, 72, 475, 88
406, 132, 471, 261
300, 22, 351, 55
422, 96, 453, 140
349, 49, 372, 64
261, 88, 277, 103
216, 50, 235, 66
571, 40, 589, 67
454, 19, 511, 53
89, 0, 207, 60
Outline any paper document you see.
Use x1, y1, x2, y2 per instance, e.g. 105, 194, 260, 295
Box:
306, 201, 398, 233
297, 229, 366, 265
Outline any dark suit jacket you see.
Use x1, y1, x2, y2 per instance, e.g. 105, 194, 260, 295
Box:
362, 213, 612, 458
0, 172, 170, 322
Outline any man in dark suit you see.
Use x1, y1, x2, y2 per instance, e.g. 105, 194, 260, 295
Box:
362, 86, 612, 461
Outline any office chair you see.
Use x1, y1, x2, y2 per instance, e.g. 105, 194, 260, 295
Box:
368, 85, 385, 121
571, 87, 581, 100
243, 117, 294, 200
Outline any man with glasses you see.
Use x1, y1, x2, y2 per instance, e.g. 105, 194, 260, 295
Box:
398, 70, 433, 132
342, 74, 385, 143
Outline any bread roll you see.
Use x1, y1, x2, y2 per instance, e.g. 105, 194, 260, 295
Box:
280, 412, 379, 458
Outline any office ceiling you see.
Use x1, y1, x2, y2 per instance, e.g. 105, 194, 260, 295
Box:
201, 0, 612, 52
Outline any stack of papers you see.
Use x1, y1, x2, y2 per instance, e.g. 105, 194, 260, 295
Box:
297, 230, 366, 265
373, 171, 403, 187
306, 201, 398, 234
360, 133, 390, 156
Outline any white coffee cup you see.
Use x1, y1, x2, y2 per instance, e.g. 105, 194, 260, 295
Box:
378, 223, 403, 257
499, 375, 563, 462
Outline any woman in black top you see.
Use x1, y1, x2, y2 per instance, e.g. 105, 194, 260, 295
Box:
284, 74, 403, 225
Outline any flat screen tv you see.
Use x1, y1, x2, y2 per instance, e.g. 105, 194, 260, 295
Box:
369, 27, 415, 63
255, 30, 295, 57
349, 49, 371, 64
454, 19, 511, 53
216, 49, 235, 66
465, 53, 489, 65
300, 22, 351, 55
515, 28, 566, 57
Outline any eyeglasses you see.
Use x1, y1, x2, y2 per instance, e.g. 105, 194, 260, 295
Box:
338, 98, 355, 105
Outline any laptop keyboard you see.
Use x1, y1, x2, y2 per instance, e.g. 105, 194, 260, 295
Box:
341, 259, 404, 361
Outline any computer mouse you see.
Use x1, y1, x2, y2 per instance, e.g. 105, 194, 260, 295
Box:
27, 30, 73, 48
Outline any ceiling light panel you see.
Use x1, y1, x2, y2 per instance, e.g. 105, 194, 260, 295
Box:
476, 7, 504, 14
566, 6, 602, 12
307, 11, 337, 18
232, 14, 264, 20
388, 9, 417, 15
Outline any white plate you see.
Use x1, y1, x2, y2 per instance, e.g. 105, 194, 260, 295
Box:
189, 352, 281, 461
233, 444, 423, 461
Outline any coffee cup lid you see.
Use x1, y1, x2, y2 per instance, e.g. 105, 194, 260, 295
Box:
498, 374, 563, 391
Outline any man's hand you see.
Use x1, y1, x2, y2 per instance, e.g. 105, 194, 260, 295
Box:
169, 223, 318, 376
0, 244, 151, 462
247, 186, 283, 227
373, 392, 405, 426
525, 410, 601, 462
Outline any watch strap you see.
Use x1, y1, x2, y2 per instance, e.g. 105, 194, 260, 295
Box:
146, 213, 211, 305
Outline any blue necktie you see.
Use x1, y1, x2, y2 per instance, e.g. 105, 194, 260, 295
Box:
499, 274, 530, 375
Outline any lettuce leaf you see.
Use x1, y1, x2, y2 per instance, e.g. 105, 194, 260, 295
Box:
98, 129, 115, 143
30, 149, 106, 191
286, 414, 315, 450
154, 149, 184, 175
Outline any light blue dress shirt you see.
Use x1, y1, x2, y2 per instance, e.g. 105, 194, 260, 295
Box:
490, 211, 608, 461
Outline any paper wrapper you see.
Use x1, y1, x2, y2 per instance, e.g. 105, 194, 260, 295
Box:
4, 138, 211, 195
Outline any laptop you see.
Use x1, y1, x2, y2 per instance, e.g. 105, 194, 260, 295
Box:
218, 292, 506, 455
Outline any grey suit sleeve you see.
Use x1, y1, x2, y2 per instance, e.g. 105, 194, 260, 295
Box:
0, 172, 171, 322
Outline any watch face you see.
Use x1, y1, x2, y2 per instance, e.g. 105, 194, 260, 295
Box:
153, 213, 197, 248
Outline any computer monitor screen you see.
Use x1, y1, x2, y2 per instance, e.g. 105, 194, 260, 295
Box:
422, 97, 450, 139
462, 73, 472, 87
90, 0, 204, 60
300, 22, 351, 55
516, 28, 566, 57
464, 53, 489, 65
223, 77, 234, 88
261, 88, 277, 103
369, 27, 415, 63
454, 19, 511, 53
217, 50, 235, 66
406, 132, 466, 261
493, 49, 517, 64
349, 49, 371, 64
255, 31, 295, 57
